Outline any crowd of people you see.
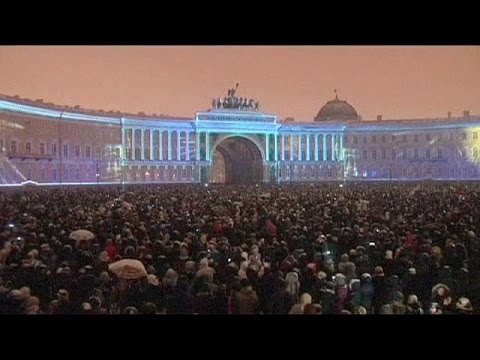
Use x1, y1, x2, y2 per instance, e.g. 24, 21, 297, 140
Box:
0, 181, 479, 314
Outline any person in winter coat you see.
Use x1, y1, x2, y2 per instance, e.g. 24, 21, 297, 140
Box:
356, 273, 374, 313
233, 279, 258, 314
406, 294, 424, 315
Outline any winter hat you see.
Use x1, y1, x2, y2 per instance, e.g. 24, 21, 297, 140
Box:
334, 273, 346, 287
300, 293, 312, 306
147, 274, 160, 286
317, 271, 327, 280
354, 306, 367, 315
456, 297, 473, 312
20, 287, 31, 299
407, 295, 418, 305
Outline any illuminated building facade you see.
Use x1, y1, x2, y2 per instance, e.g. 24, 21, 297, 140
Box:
1, 89, 479, 186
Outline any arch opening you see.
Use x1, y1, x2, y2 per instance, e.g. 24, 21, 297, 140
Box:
211, 136, 264, 184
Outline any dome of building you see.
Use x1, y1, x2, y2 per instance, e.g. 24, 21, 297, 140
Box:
314, 93, 360, 122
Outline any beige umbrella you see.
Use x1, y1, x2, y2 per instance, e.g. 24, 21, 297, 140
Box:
69, 229, 95, 246
108, 259, 147, 280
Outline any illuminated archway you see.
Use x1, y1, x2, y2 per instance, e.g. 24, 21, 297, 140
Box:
210, 135, 265, 184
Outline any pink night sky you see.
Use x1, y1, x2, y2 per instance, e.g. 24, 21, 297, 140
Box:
1, 46, 479, 121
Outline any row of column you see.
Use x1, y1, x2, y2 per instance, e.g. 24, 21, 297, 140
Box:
278, 133, 343, 162
123, 129, 343, 163
124, 128, 204, 162
123, 128, 214, 163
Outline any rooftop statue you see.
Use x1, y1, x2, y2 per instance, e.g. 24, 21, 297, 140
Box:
212, 84, 260, 111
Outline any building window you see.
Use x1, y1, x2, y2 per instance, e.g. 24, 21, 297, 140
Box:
372, 150, 377, 160
53, 169, 57, 181
363, 150, 367, 159
474, 148, 478, 158
474, 132, 478, 140
353, 136, 358, 144
63, 144, 68, 158
26, 142, 32, 154
391, 135, 396, 142
438, 168, 442, 176
426, 134, 431, 141
75, 146, 80, 157
382, 149, 386, 160
438, 148, 442, 158
27, 167, 32, 180
115, 148, 121, 159
403, 135, 407, 142
414, 135, 418, 142
96, 146, 101, 159
182, 167, 187, 180
86, 146, 91, 158
426, 167, 431, 175
462, 133, 467, 140
10, 141, 17, 154
403, 150, 407, 159
414, 149, 418, 159
52, 144, 57, 156
372, 135, 376, 143
382, 135, 386, 143
426, 149, 431, 159
41, 169, 45, 181
0, 139, 3, 152
40, 143, 45, 155
391, 149, 396, 159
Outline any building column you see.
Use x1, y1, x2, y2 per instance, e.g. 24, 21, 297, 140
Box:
158, 131, 163, 160
177, 131, 181, 161
121, 128, 126, 160
274, 133, 278, 161
131, 129, 136, 160
289, 135, 293, 161
281, 135, 285, 161
196, 131, 200, 161
206, 132, 210, 161
298, 134, 302, 161
186, 132, 190, 161
323, 135, 327, 161
167, 131, 172, 160
149, 130, 153, 161
314, 134, 319, 161
140, 129, 145, 160
265, 134, 270, 162
340, 134, 343, 161
331, 134, 335, 161
306, 134, 310, 161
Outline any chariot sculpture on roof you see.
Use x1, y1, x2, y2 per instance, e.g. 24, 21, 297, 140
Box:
211, 83, 260, 111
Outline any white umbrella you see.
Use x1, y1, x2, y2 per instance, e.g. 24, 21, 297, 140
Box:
108, 259, 147, 280
69, 229, 95, 246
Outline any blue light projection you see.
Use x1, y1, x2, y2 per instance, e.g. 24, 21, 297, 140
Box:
1, 97, 480, 186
